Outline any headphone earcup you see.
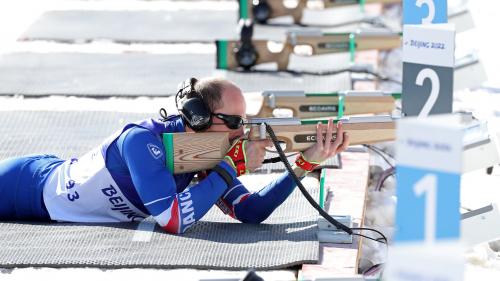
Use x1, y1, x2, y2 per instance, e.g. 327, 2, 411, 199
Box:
236, 19, 258, 70
236, 44, 258, 70
179, 97, 212, 132
252, 0, 271, 24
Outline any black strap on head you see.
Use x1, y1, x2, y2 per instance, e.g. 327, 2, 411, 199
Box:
235, 19, 258, 70
175, 78, 213, 132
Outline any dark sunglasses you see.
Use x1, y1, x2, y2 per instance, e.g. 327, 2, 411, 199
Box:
212, 113, 246, 130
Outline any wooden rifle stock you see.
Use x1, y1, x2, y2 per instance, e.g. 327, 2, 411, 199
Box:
163, 116, 396, 174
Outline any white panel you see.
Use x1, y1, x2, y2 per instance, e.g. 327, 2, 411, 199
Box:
403, 24, 456, 67
385, 242, 464, 281
396, 114, 464, 173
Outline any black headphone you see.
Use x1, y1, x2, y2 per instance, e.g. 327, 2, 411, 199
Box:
235, 19, 258, 70
175, 77, 213, 132
252, 0, 271, 24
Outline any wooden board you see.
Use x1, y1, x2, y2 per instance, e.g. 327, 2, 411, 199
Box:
250, 94, 396, 119
164, 132, 230, 174
300, 151, 370, 279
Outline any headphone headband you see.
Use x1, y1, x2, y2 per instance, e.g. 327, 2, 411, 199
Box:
177, 78, 198, 97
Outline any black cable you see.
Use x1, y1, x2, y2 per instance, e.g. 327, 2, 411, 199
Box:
356, 233, 387, 245
348, 69, 402, 85
264, 123, 388, 245
232, 68, 402, 84
264, 123, 351, 234
363, 145, 396, 191
362, 144, 394, 169
259, 16, 397, 33
377, 168, 396, 192
296, 69, 402, 85
364, 144, 395, 160
369, 144, 394, 158
351, 227, 388, 245
361, 17, 398, 33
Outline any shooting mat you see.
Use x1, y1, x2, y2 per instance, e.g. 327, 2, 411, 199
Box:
19, 8, 367, 43
0, 110, 321, 269
0, 52, 351, 97
0, 178, 320, 269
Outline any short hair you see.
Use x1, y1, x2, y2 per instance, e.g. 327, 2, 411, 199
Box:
188, 78, 235, 112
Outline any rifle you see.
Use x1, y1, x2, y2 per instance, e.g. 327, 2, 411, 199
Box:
249, 90, 401, 118
162, 115, 396, 174
216, 23, 401, 71
239, 0, 402, 24
323, 0, 401, 8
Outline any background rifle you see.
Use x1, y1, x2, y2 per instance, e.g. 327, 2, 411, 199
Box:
323, 0, 401, 8
163, 116, 396, 174
250, 90, 401, 118
216, 24, 401, 71
239, 0, 402, 24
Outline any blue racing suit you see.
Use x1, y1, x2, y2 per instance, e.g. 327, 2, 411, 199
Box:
0, 115, 300, 234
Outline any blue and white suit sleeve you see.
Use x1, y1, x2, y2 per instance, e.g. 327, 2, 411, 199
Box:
216, 172, 300, 223
120, 128, 236, 234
